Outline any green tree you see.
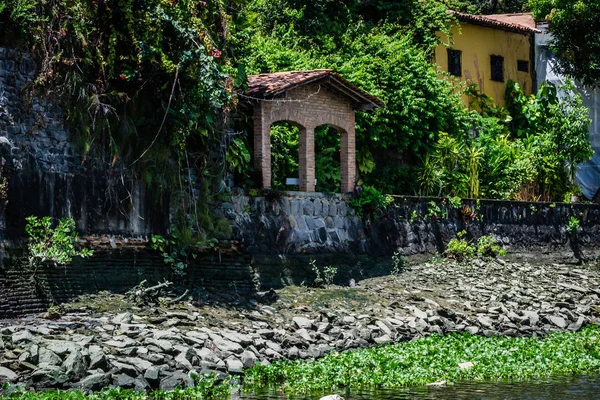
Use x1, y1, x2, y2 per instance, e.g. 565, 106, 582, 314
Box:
531, 0, 600, 87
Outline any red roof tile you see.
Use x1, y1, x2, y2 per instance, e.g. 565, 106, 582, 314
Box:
450, 11, 540, 34
244, 70, 384, 109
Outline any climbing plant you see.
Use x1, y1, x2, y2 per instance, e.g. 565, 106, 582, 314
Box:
0, 0, 249, 238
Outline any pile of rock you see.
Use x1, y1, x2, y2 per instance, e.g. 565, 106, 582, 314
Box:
1, 259, 599, 392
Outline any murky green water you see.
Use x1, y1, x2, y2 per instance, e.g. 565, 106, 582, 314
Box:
238, 375, 600, 399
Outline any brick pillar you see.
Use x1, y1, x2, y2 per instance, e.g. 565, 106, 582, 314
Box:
299, 126, 315, 192
340, 125, 356, 193
253, 103, 271, 189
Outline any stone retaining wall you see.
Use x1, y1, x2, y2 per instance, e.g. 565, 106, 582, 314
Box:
228, 192, 600, 257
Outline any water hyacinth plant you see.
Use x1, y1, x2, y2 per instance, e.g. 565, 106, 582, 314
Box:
244, 325, 600, 394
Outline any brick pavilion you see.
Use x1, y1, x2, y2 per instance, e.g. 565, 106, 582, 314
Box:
243, 70, 383, 193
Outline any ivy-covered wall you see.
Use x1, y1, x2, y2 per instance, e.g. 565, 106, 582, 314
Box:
0, 48, 169, 240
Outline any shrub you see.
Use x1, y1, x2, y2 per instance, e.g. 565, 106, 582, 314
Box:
476, 235, 507, 257
446, 231, 505, 260
350, 185, 393, 218
566, 216, 581, 235
25, 216, 93, 268
445, 231, 475, 260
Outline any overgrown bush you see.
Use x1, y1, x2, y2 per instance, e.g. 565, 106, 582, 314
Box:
1, 0, 243, 239
25, 216, 93, 269
446, 231, 505, 260
418, 80, 592, 201
349, 185, 393, 218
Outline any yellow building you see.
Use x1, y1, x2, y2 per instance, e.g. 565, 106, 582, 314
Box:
435, 12, 540, 107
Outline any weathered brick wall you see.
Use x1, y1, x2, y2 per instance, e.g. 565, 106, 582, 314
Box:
0, 247, 256, 318
253, 83, 357, 192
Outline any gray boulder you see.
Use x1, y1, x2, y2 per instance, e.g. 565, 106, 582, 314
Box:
63, 350, 88, 379
292, 316, 314, 330
38, 348, 62, 367
144, 366, 161, 385
88, 346, 108, 370
159, 372, 194, 390
113, 373, 150, 390
0, 366, 18, 382
240, 350, 259, 369
213, 337, 243, 354
226, 356, 244, 374
74, 373, 111, 391
12, 330, 36, 344
31, 365, 68, 386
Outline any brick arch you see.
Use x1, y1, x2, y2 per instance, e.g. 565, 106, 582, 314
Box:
247, 70, 382, 193
253, 83, 357, 193
312, 123, 355, 194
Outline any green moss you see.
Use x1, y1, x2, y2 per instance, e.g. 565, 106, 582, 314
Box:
213, 217, 233, 238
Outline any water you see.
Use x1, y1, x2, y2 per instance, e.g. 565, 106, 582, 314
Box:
239, 375, 600, 399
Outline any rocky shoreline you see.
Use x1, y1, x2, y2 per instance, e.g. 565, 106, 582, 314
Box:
1, 257, 599, 393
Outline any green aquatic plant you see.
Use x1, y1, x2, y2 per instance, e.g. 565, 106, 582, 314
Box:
244, 325, 600, 394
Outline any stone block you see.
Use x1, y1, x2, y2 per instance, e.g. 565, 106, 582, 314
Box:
305, 216, 317, 230
302, 200, 314, 216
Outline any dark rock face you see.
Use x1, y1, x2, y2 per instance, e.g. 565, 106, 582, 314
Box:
0, 48, 170, 241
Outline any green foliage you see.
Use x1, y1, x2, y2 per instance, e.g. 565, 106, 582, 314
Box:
269, 123, 299, 189
449, 196, 462, 209
315, 126, 341, 193
323, 265, 338, 287
418, 80, 592, 201
226, 137, 251, 176
150, 230, 215, 277
25, 216, 93, 267
425, 200, 446, 220
446, 231, 505, 260
505, 80, 593, 200
476, 235, 507, 258
1, 372, 230, 399
531, 0, 600, 87
349, 185, 393, 218
244, 325, 600, 393
238, 1, 471, 194
309, 260, 337, 287
1, 0, 242, 240
566, 216, 581, 235
443, 0, 530, 14
446, 231, 476, 260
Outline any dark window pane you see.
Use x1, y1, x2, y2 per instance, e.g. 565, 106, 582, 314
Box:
490, 55, 504, 82
447, 49, 462, 77
517, 59, 529, 72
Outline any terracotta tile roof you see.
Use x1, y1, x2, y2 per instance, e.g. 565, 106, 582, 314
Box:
244, 69, 384, 109
450, 11, 541, 34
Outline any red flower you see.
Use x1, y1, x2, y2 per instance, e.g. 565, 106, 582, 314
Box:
211, 49, 221, 58
119, 74, 127, 81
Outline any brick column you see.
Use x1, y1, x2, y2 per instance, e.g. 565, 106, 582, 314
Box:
253, 103, 271, 189
340, 126, 356, 193
299, 126, 315, 192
